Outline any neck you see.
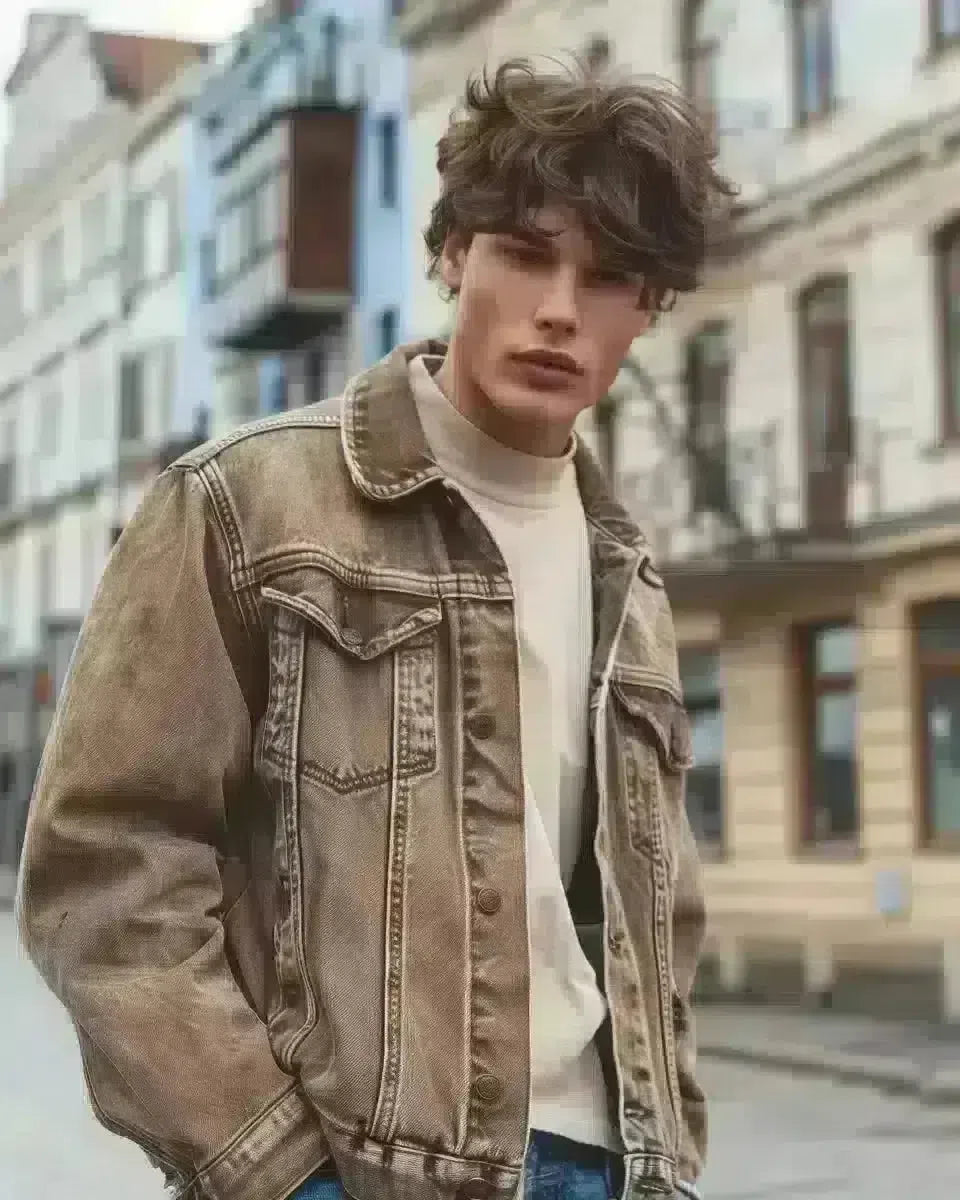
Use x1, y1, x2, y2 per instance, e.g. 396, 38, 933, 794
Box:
434, 336, 574, 458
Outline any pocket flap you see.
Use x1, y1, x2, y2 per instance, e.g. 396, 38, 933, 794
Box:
261, 567, 442, 660
612, 679, 694, 771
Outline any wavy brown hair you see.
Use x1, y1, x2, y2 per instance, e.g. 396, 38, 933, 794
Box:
425, 58, 738, 312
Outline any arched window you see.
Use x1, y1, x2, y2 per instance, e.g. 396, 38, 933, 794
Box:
798, 275, 852, 533
686, 320, 731, 513
584, 34, 611, 75
791, 0, 834, 126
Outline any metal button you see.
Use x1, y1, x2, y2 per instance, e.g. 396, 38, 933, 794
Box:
470, 713, 496, 740
457, 1180, 494, 1200
607, 928, 624, 955
341, 628, 363, 647
474, 1073, 503, 1104
476, 888, 502, 915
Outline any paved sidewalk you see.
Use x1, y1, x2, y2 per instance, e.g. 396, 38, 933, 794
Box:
697, 1003, 960, 1103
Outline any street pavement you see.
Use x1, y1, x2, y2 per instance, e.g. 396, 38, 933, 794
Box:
2, 907, 959, 1198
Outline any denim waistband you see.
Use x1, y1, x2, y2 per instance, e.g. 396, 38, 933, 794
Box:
526, 1129, 624, 1191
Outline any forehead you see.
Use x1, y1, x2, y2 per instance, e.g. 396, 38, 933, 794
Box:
504, 205, 596, 255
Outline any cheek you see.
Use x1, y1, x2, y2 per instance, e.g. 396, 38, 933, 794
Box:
589, 302, 650, 363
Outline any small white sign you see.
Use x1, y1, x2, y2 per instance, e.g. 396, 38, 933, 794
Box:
875, 868, 910, 919
930, 707, 952, 741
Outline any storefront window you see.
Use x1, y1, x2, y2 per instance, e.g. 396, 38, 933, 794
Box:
916, 601, 960, 844
680, 648, 725, 851
799, 622, 860, 849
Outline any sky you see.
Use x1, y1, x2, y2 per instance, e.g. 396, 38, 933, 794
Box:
0, 1, 259, 152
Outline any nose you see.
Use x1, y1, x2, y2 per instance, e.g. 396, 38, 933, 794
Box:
533, 266, 580, 337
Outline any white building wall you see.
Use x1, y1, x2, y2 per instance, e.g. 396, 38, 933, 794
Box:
124, 93, 198, 444
0, 38, 204, 660
3, 21, 112, 191
403, 0, 960, 549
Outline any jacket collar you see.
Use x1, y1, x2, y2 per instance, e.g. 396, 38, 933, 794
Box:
341, 339, 649, 557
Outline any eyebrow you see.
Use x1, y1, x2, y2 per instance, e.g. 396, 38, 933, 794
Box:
499, 227, 555, 246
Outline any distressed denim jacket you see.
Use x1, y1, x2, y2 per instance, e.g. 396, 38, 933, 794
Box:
17, 341, 707, 1200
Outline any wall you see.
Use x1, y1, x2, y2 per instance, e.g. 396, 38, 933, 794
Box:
3, 22, 112, 191
124, 99, 197, 445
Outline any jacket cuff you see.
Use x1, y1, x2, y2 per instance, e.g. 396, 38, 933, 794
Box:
675, 1181, 703, 1200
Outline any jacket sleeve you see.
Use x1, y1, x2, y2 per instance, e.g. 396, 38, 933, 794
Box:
16, 465, 329, 1200
670, 788, 708, 1199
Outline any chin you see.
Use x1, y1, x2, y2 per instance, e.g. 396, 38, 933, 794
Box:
491, 377, 586, 425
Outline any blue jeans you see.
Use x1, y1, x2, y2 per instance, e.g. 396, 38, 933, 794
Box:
293, 1130, 624, 1199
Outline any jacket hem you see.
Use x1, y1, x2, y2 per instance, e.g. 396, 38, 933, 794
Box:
184, 1085, 332, 1200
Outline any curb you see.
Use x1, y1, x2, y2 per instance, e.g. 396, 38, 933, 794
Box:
698, 1039, 960, 1104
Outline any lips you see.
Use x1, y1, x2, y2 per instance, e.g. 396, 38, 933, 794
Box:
511, 349, 584, 376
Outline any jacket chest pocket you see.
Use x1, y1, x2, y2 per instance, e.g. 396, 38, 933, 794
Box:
611, 674, 694, 865
260, 567, 443, 794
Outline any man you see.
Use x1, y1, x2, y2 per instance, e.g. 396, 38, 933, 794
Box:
18, 59, 735, 1200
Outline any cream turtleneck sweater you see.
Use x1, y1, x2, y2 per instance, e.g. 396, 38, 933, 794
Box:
409, 354, 619, 1153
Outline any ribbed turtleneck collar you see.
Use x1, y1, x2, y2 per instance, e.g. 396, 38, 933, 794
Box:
408, 354, 579, 510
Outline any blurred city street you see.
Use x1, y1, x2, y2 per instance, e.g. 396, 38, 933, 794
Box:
2, 907, 958, 1200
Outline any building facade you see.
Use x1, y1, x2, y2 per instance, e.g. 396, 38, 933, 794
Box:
190, 0, 409, 435
398, 0, 960, 1020
0, 14, 207, 872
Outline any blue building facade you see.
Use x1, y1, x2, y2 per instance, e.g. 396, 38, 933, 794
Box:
185, 0, 409, 428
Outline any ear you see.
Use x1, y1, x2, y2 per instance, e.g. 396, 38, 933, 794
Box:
439, 232, 467, 293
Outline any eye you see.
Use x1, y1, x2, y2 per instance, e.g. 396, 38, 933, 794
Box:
501, 240, 547, 265
588, 267, 633, 288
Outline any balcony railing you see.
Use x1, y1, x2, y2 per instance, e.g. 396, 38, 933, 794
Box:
615, 415, 921, 574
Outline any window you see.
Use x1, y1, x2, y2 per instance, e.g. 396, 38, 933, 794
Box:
39, 229, 64, 312
915, 600, 960, 845
221, 361, 261, 425
77, 332, 108, 443
680, 648, 724, 850
379, 115, 398, 208
214, 175, 280, 288
936, 220, 960, 443
267, 370, 289, 414
144, 180, 178, 280
379, 308, 398, 358
792, 0, 834, 126
0, 545, 15, 650
200, 236, 217, 299
0, 396, 16, 510
35, 537, 54, 618
0, 266, 23, 345
686, 321, 731, 514
80, 522, 102, 608
81, 190, 109, 274
127, 194, 147, 292
683, 1, 720, 131
303, 347, 326, 407
798, 622, 859, 849
799, 276, 853, 533
119, 357, 145, 443
127, 180, 179, 294
36, 374, 61, 460
931, 0, 960, 50
584, 35, 611, 74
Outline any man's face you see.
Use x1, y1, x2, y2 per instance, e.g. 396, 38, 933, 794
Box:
439, 206, 653, 450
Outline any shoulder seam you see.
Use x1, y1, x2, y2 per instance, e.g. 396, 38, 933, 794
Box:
167, 411, 342, 472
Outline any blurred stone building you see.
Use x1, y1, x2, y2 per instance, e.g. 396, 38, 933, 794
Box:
397, 0, 960, 1022
0, 13, 208, 876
